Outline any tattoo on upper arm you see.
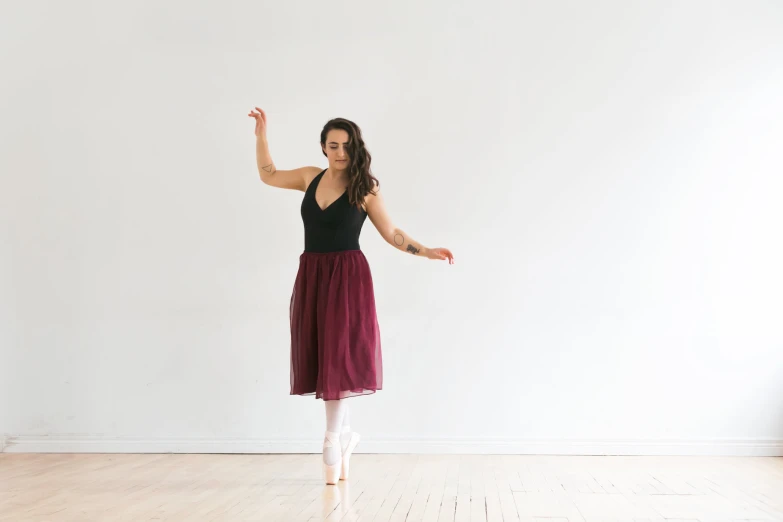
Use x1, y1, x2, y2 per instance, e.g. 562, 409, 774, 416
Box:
406, 244, 420, 255
261, 163, 275, 173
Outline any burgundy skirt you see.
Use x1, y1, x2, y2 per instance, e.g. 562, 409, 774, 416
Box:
289, 250, 383, 401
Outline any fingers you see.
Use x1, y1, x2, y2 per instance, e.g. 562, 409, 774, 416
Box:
248, 108, 267, 127
438, 249, 454, 264
248, 111, 264, 125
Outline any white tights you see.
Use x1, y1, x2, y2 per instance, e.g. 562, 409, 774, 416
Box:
323, 399, 351, 465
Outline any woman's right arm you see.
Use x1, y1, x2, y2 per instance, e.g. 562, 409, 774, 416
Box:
250, 107, 318, 192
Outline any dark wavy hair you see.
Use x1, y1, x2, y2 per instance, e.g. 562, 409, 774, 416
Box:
320, 118, 379, 207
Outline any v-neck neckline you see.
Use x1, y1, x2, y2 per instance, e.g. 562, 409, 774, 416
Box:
313, 171, 348, 212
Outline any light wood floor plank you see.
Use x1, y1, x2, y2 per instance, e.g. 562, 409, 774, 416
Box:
1, 454, 781, 521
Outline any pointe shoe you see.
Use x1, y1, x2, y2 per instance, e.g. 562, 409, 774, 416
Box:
323, 430, 341, 485
340, 428, 361, 480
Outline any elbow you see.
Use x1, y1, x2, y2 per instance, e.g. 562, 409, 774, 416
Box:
257, 164, 277, 185
385, 228, 400, 247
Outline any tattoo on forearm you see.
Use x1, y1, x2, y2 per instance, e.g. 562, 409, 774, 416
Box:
261, 163, 275, 173
394, 231, 419, 254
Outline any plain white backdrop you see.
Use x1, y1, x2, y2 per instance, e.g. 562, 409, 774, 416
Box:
1, 0, 782, 455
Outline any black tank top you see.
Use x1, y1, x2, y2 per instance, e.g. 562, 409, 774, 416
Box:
301, 169, 368, 253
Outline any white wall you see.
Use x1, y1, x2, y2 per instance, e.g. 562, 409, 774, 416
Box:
2, 0, 782, 455
0, 202, 10, 450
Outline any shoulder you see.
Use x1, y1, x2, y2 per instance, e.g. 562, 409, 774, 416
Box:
302, 166, 326, 191
362, 179, 383, 211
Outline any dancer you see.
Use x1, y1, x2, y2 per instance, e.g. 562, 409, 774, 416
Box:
248, 107, 454, 484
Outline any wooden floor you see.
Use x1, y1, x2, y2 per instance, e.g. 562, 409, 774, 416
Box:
1, 453, 782, 521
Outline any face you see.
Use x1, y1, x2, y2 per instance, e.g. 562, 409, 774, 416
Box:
322, 129, 351, 171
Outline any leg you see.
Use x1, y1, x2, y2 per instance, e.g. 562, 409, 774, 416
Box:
341, 403, 351, 451
324, 399, 347, 466
338, 401, 361, 480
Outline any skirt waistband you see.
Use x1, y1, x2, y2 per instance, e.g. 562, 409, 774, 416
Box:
301, 249, 363, 257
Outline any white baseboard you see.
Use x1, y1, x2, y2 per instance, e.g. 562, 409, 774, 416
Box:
3, 436, 782, 456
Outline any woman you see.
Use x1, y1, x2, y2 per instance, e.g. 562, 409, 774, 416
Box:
248, 107, 454, 484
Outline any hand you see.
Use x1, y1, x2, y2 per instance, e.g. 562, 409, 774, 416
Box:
248, 107, 267, 137
425, 247, 455, 264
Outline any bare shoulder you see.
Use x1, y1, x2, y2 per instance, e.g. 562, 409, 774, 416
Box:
362, 180, 383, 211
262, 165, 323, 192
300, 166, 324, 190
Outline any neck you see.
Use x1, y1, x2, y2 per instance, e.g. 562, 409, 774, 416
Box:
326, 166, 348, 180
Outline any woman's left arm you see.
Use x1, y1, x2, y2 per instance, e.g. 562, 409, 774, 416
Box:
365, 187, 454, 264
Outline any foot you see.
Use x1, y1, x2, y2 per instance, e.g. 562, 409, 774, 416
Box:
340, 425, 361, 480
323, 431, 341, 485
